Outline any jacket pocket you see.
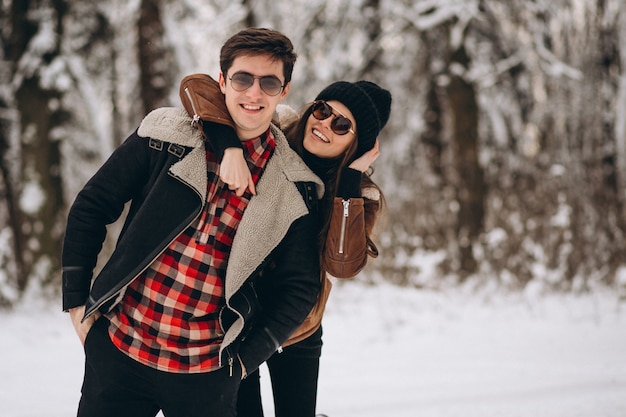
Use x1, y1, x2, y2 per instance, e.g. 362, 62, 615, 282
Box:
324, 198, 368, 278
220, 280, 259, 334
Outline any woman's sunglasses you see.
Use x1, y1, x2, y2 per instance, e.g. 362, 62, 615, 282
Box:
228, 72, 285, 96
311, 101, 356, 136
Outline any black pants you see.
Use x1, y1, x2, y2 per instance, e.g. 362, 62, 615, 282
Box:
77, 318, 242, 417
236, 326, 322, 417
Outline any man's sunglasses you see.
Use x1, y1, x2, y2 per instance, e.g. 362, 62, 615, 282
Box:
228, 72, 285, 96
311, 101, 356, 136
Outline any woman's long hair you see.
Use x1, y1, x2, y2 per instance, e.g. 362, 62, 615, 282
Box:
283, 104, 386, 270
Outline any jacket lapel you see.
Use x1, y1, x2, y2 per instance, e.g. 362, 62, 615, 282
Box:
139, 109, 324, 299
138, 107, 207, 200
225, 125, 324, 299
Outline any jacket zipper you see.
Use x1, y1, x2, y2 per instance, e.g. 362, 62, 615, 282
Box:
84, 210, 202, 320
84, 173, 205, 320
184, 87, 201, 126
338, 199, 350, 254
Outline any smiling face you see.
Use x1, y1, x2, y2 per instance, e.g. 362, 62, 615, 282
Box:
303, 100, 357, 159
219, 54, 290, 141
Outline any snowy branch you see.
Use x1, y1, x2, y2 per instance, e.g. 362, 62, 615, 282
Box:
394, 0, 479, 33
533, 34, 583, 80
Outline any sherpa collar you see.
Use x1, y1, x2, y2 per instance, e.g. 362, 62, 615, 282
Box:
137, 107, 324, 201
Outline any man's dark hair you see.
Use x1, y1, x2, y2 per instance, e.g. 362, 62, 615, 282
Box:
220, 28, 298, 84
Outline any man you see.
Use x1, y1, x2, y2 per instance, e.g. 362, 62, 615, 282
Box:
62, 28, 323, 417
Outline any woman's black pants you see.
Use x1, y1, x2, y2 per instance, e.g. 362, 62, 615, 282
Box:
236, 326, 323, 417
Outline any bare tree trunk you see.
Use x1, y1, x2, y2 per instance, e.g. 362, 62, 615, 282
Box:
15, 75, 67, 289
242, 0, 257, 27
138, 0, 172, 113
616, 4, 626, 221
11, 0, 68, 289
0, 121, 26, 296
446, 45, 485, 278
0, 1, 29, 297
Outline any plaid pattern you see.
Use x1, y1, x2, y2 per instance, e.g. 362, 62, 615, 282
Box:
107, 130, 275, 373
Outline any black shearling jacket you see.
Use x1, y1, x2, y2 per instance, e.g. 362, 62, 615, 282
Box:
61, 107, 324, 373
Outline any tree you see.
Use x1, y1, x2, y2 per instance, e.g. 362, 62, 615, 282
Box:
0, 0, 69, 302
1, 0, 626, 306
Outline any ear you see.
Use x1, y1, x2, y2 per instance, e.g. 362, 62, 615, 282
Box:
280, 82, 290, 101
218, 72, 227, 94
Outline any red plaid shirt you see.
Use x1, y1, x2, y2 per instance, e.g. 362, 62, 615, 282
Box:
107, 130, 275, 373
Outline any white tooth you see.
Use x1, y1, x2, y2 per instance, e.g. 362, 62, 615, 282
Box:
243, 104, 261, 110
313, 129, 330, 143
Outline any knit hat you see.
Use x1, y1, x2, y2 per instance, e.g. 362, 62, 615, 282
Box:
315, 80, 392, 159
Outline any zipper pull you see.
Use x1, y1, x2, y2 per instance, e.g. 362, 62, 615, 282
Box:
339, 199, 349, 254
184, 87, 201, 127
228, 356, 234, 377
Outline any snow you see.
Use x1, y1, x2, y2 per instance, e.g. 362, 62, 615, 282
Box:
1, 282, 625, 417
19, 181, 45, 214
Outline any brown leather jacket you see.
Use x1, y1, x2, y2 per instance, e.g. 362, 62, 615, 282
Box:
179, 74, 378, 346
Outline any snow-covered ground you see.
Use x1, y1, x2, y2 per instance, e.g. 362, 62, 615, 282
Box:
1, 282, 625, 417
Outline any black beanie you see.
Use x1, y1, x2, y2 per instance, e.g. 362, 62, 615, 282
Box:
315, 80, 392, 159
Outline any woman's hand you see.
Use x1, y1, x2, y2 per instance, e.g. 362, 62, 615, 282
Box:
220, 148, 256, 196
349, 139, 380, 173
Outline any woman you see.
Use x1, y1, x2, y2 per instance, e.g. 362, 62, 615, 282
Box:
180, 74, 391, 417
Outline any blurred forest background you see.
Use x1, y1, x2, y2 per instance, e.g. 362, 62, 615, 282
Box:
1, 0, 626, 307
